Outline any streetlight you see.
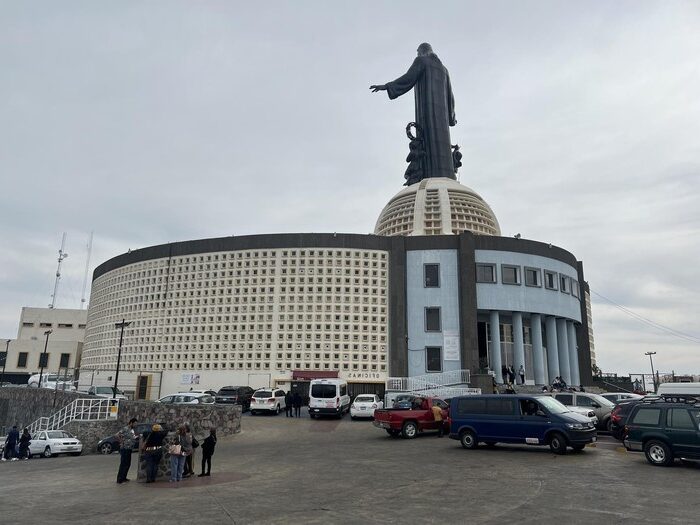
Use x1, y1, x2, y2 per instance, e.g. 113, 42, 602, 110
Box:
0, 339, 9, 386
38, 330, 52, 387
645, 351, 657, 392
114, 319, 131, 397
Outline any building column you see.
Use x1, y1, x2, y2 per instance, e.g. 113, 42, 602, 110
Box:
530, 314, 546, 386
567, 321, 580, 386
545, 316, 559, 383
556, 318, 571, 385
512, 312, 525, 385
489, 311, 502, 384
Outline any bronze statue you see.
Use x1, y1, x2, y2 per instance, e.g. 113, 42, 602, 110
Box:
371, 43, 457, 183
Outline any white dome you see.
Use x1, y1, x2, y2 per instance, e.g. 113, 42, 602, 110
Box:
374, 178, 501, 237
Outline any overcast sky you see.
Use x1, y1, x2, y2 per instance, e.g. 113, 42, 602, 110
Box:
1, 1, 699, 375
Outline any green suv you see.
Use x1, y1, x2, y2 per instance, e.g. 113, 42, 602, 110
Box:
623, 399, 700, 466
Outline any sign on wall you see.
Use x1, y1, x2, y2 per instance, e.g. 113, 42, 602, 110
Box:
443, 331, 460, 361
181, 373, 200, 385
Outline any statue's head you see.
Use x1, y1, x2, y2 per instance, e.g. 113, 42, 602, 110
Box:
417, 43, 434, 57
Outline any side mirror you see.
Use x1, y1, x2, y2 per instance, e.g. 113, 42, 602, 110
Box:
536, 410, 546, 417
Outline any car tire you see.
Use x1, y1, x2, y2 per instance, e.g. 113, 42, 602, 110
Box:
43, 446, 52, 458
571, 444, 586, 452
605, 418, 612, 432
548, 432, 567, 455
275, 405, 280, 415
460, 430, 478, 450
99, 443, 113, 455
402, 421, 418, 439
644, 440, 674, 466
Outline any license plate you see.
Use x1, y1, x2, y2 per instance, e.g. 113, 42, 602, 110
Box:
360, 407, 366, 410
591, 436, 596, 442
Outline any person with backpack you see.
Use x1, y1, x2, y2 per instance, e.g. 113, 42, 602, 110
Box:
198, 428, 217, 477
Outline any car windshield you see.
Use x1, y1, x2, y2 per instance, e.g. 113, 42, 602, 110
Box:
355, 396, 374, 403
592, 395, 615, 407
254, 391, 273, 398
311, 384, 336, 398
218, 389, 239, 395
48, 431, 71, 439
537, 397, 570, 414
198, 396, 215, 403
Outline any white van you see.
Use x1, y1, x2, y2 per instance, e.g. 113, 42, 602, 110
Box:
656, 382, 700, 396
308, 379, 351, 418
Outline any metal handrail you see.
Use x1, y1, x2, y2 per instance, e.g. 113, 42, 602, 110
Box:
27, 398, 119, 434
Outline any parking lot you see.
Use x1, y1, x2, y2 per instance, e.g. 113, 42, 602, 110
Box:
1, 411, 698, 524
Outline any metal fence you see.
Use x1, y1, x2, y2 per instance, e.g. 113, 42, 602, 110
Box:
28, 398, 119, 434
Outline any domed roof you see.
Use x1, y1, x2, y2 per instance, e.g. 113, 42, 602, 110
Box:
374, 177, 501, 237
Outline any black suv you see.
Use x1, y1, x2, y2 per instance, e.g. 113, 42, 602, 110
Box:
216, 386, 254, 411
623, 397, 700, 466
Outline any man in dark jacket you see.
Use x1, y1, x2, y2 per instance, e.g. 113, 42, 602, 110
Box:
292, 392, 303, 418
3, 425, 20, 461
284, 391, 293, 417
198, 428, 217, 477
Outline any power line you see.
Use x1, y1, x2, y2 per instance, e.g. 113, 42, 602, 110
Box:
590, 289, 700, 344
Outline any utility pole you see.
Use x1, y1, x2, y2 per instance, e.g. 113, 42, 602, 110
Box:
0, 339, 9, 386
645, 351, 657, 392
114, 319, 131, 396
49, 233, 69, 309
39, 330, 52, 387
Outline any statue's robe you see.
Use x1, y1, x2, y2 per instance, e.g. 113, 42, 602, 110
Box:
386, 55, 456, 182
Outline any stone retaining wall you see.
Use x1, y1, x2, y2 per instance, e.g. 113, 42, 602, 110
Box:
0, 386, 83, 430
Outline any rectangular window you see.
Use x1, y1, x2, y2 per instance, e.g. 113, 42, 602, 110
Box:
525, 267, 541, 287
59, 353, 70, 368
571, 279, 580, 298
39, 353, 49, 368
22, 322, 33, 328
424, 264, 440, 288
0, 351, 6, 366
544, 271, 558, 290
426, 346, 442, 372
555, 394, 573, 405
457, 397, 486, 415
486, 398, 516, 415
476, 263, 496, 283
560, 275, 570, 294
58, 323, 73, 328
667, 408, 695, 429
17, 352, 28, 368
501, 265, 520, 285
425, 307, 441, 332
631, 408, 661, 426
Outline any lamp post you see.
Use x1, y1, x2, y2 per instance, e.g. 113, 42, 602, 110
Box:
114, 319, 131, 397
645, 351, 657, 392
0, 339, 9, 386
38, 330, 52, 387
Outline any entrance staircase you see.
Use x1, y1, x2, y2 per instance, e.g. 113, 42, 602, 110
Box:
386, 369, 481, 399
28, 398, 119, 434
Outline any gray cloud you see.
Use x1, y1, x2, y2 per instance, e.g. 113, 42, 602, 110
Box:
1, 1, 699, 374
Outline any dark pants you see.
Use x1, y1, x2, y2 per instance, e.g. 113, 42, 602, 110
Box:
294, 406, 301, 417
117, 448, 132, 482
436, 422, 444, 437
520, 374, 525, 385
184, 451, 194, 476
4, 443, 16, 459
18, 445, 29, 459
144, 451, 162, 482
285, 405, 292, 417
201, 453, 212, 474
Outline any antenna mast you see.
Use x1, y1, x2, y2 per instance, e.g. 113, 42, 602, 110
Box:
80, 232, 93, 310
49, 232, 69, 309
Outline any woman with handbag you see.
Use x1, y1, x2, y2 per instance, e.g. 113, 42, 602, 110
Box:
169, 425, 188, 482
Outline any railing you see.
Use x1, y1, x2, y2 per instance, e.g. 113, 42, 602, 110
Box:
387, 369, 471, 393
28, 398, 119, 434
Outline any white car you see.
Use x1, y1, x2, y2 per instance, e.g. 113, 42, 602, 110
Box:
567, 406, 598, 427
250, 388, 286, 415
30, 430, 83, 458
350, 394, 384, 419
86, 386, 127, 400
27, 373, 76, 391
601, 392, 644, 404
157, 392, 215, 404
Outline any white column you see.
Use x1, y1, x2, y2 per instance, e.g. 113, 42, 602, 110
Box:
567, 321, 580, 386
545, 316, 559, 383
556, 318, 571, 385
512, 312, 525, 385
489, 311, 502, 384
531, 314, 546, 385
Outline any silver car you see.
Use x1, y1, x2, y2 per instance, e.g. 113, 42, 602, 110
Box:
551, 392, 615, 431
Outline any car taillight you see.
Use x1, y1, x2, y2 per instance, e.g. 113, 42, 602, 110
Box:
267, 398, 275, 403
336, 397, 340, 407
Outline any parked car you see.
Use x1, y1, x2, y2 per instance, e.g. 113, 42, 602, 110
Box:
601, 392, 644, 404
86, 386, 127, 400
186, 389, 218, 396
96, 422, 165, 454
157, 392, 215, 404
250, 388, 286, 415
350, 394, 384, 419
215, 386, 255, 411
566, 406, 599, 427
27, 373, 75, 391
308, 379, 351, 418
612, 394, 700, 440
29, 430, 83, 458
373, 396, 448, 438
450, 395, 596, 454
623, 398, 700, 466
548, 392, 615, 431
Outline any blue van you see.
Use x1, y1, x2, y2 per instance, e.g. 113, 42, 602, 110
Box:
448, 395, 597, 454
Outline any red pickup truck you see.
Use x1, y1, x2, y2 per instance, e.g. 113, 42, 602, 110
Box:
373, 397, 449, 439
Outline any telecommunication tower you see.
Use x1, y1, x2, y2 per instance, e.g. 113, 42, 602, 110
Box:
49, 233, 68, 309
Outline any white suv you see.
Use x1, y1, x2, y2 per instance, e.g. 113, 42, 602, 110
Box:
250, 389, 286, 415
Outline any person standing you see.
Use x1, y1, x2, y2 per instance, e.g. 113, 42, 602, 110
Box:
183, 423, 197, 478
2, 425, 19, 461
169, 425, 189, 482
284, 391, 293, 417
518, 365, 525, 385
501, 365, 508, 384
431, 404, 444, 438
292, 391, 302, 418
18, 428, 31, 460
141, 424, 167, 483
198, 428, 217, 477
508, 365, 516, 385
116, 417, 138, 483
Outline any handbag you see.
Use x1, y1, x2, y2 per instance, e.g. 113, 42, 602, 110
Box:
169, 444, 182, 456
191, 437, 199, 449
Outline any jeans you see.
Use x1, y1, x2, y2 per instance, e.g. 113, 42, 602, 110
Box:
117, 448, 132, 482
170, 454, 186, 481
145, 451, 162, 482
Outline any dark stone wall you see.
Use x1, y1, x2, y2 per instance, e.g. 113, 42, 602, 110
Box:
0, 387, 83, 430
